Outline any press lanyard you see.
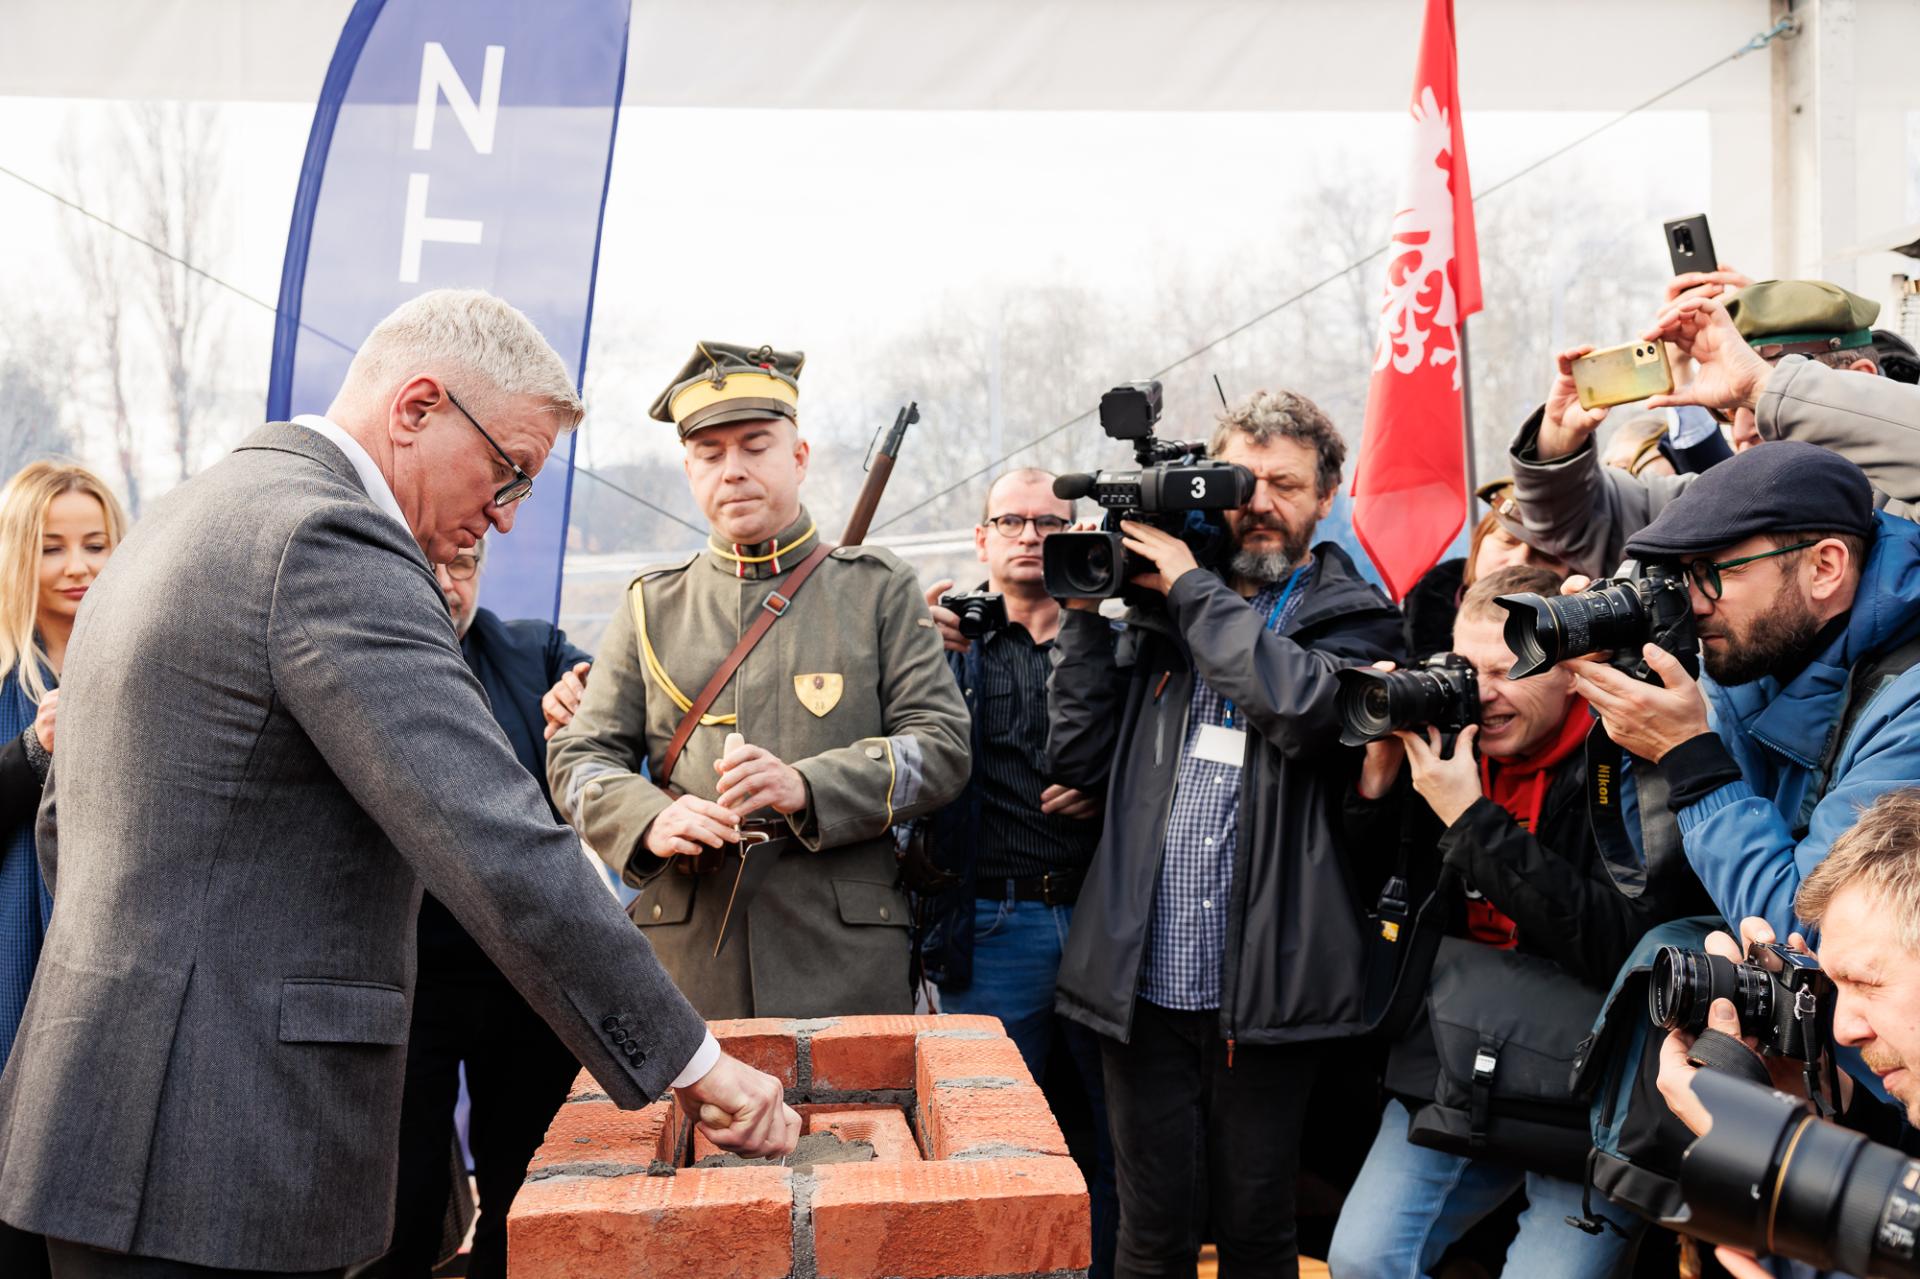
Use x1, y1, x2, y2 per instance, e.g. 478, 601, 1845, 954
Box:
1221, 564, 1306, 730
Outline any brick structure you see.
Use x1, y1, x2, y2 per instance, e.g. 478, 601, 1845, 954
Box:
510, 1015, 1091, 1279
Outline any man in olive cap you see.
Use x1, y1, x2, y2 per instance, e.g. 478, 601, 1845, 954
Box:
547, 342, 970, 1019
1506, 278, 1920, 576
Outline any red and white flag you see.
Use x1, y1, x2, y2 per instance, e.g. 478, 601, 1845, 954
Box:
1350, 0, 1483, 601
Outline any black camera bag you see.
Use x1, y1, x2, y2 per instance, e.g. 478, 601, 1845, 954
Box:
1401, 936, 1607, 1183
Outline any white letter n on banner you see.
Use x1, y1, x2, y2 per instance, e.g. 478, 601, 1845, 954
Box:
413, 42, 504, 154
399, 173, 483, 282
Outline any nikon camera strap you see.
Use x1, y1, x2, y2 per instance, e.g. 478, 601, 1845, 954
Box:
654, 542, 836, 792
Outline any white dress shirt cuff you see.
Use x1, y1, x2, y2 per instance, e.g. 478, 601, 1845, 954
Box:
670, 1031, 722, 1089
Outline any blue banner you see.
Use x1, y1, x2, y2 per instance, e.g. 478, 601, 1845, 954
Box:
269, 0, 630, 622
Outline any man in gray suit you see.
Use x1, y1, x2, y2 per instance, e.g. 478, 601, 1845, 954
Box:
0, 290, 798, 1279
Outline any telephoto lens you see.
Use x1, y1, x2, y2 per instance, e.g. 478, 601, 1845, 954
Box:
1671, 1071, 1920, 1278
1495, 561, 1697, 683
1334, 654, 1480, 748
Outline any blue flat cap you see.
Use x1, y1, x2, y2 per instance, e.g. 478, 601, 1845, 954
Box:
1624, 440, 1874, 558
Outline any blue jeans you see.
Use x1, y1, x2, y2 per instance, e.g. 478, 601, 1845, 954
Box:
1326, 1099, 1638, 1279
939, 896, 1118, 1279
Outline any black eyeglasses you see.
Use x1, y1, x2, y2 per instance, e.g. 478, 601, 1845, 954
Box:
985, 514, 1070, 538
444, 554, 480, 582
1685, 540, 1820, 601
444, 389, 534, 508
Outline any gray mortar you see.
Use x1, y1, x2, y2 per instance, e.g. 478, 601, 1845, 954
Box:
934, 1076, 1020, 1090
944, 1142, 1047, 1161
523, 1161, 648, 1182
694, 1129, 875, 1170
563, 1089, 610, 1104
789, 1169, 819, 1279
917, 1028, 998, 1041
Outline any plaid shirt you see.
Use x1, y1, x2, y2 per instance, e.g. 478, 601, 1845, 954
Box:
1140, 564, 1313, 1011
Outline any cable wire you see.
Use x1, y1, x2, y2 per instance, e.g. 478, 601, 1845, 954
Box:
870, 15, 1796, 531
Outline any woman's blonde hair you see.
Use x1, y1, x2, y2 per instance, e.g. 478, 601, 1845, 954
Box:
0, 460, 130, 703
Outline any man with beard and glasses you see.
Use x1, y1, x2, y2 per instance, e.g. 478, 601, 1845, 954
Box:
1558, 440, 1920, 949
1047, 390, 1402, 1278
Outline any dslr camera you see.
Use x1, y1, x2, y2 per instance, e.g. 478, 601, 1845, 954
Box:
938, 590, 1008, 641
1670, 1071, 1920, 1278
1041, 381, 1257, 600
1335, 654, 1480, 752
1495, 559, 1698, 685
1648, 939, 1835, 1063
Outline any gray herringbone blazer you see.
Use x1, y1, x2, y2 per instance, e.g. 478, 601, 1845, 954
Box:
0, 424, 707, 1270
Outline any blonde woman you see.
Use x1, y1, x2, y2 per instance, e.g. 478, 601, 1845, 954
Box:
0, 461, 127, 1055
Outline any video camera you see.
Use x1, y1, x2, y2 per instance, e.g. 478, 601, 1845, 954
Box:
1649, 940, 1836, 1064
1334, 654, 1480, 754
1041, 382, 1256, 600
1671, 1070, 1920, 1278
1495, 560, 1699, 685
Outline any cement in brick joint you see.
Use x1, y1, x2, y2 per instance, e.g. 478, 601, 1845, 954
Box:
933, 1076, 1020, 1090
564, 1089, 610, 1104
790, 1170, 818, 1279
945, 1142, 1051, 1161
522, 1160, 650, 1182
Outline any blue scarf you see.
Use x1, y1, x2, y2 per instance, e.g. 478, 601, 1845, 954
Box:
0, 664, 54, 1070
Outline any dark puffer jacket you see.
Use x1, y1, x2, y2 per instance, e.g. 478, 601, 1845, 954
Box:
1048, 543, 1402, 1046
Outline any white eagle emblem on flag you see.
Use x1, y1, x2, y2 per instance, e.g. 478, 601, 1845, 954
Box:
1371, 86, 1465, 390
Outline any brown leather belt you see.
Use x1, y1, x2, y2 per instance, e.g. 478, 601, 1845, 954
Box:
672, 817, 791, 876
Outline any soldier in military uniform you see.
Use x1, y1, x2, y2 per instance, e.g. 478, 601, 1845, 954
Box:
547, 342, 971, 1020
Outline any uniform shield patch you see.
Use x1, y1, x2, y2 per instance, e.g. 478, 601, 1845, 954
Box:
793, 673, 843, 717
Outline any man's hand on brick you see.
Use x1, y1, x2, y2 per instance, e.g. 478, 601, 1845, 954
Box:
677, 1051, 801, 1158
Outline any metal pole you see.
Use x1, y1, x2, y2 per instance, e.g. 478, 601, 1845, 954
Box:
1458, 314, 1478, 503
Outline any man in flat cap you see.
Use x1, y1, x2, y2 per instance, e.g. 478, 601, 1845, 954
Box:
1506, 279, 1920, 576
1555, 440, 1920, 950
547, 342, 970, 1019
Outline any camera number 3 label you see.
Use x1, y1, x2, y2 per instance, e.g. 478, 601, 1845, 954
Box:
1190, 476, 1208, 499
1192, 724, 1246, 767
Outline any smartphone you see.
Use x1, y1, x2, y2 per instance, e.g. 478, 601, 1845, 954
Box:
1664, 214, 1718, 277
1571, 341, 1674, 411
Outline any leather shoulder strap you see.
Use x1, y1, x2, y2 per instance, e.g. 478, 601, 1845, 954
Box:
656, 542, 836, 790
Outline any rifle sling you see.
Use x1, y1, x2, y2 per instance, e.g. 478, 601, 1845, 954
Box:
656, 541, 836, 792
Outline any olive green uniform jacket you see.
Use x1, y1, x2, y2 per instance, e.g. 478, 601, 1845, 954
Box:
547, 509, 970, 1019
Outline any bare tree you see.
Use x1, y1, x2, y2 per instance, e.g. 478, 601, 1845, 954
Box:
58, 126, 141, 514
121, 102, 226, 482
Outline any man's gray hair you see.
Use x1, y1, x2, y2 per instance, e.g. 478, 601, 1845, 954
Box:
346, 289, 585, 430
1209, 389, 1346, 497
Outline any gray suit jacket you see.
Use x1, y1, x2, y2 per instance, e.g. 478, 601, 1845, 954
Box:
0, 424, 708, 1270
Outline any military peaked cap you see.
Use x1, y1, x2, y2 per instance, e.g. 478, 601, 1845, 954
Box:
649, 341, 806, 439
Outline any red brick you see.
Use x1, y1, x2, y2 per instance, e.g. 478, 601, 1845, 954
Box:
811, 1157, 1090, 1278
526, 1099, 674, 1173
913, 1033, 1033, 1094
809, 1014, 1002, 1091
922, 1082, 1069, 1160
509, 1167, 792, 1279
706, 1018, 800, 1087
805, 1106, 922, 1162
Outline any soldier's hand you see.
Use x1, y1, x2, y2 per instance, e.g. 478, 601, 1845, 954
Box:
541, 661, 591, 740
677, 1050, 800, 1159
1039, 784, 1101, 821
643, 793, 740, 859
923, 578, 970, 653
715, 741, 809, 816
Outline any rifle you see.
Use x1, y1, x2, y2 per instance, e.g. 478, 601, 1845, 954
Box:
840, 402, 918, 545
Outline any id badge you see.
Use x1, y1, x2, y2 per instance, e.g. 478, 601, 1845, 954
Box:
1192, 723, 1246, 767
